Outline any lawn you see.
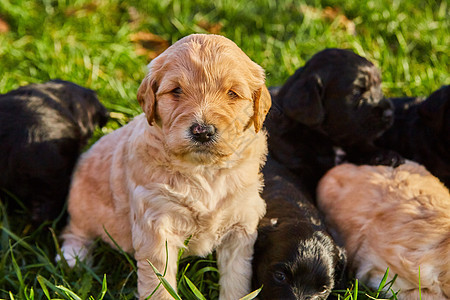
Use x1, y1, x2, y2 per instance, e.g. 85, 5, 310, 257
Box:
0, 0, 448, 299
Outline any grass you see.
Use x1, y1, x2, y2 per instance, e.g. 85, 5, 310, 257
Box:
0, 0, 448, 299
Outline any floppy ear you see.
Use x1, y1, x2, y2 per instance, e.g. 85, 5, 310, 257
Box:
137, 75, 157, 126
137, 54, 168, 126
418, 86, 449, 131
280, 73, 325, 126
245, 85, 272, 133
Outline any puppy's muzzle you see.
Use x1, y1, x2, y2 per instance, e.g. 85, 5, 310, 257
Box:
190, 122, 217, 143
378, 98, 394, 124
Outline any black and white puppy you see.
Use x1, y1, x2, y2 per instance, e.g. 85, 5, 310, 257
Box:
375, 85, 450, 188
266, 48, 403, 196
0, 80, 108, 224
252, 157, 346, 300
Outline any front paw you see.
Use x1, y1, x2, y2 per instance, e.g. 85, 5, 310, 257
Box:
369, 150, 405, 167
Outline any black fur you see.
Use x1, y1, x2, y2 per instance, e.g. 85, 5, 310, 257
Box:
253, 157, 346, 299
0, 80, 108, 224
376, 85, 450, 188
266, 48, 403, 196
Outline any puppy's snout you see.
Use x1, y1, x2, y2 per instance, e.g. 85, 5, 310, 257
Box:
378, 99, 394, 123
190, 122, 217, 143
382, 109, 394, 123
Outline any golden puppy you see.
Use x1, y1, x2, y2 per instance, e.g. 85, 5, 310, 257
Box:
59, 34, 271, 300
317, 162, 450, 299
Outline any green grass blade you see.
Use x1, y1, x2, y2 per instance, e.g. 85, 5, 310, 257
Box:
239, 286, 262, 300
24, 287, 34, 300
9, 241, 24, 297
97, 274, 108, 300
37, 275, 52, 300
146, 259, 182, 300
3, 227, 35, 253
418, 266, 421, 300
178, 236, 192, 263
49, 227, 69, 270
376, 267, 389, 297
56, 285, 82, 300
163, 240, 169, 277
37, 275, 71, 300
353, 279, 358, 300
183, 275, 207, 300
103, 226, 136, 271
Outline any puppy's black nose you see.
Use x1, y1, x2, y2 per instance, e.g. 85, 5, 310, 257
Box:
190, 123, 216, 143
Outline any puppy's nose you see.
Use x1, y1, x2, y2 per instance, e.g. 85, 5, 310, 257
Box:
190, 123, 216, 143
378, 98, 394, 123
382, 109, 394, 123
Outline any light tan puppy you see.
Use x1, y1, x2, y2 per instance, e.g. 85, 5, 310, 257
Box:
317, 162, 450, 299
59, 34, 271, 300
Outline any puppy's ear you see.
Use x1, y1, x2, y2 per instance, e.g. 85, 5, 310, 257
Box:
245, 85, 272, 133
137, 55, 168, 126
137, 75, 158, 126
417, 86, 449, 131
281, 73, 325, 126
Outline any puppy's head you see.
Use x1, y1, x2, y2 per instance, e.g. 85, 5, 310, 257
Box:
137, 34, 271, 165
276, 48, 393, 146
253, 219, 346, 300
27, 80, 109, 144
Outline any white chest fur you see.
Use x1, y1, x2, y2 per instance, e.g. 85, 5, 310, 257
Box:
130, 163, 264, 257
123, 116, 266, 258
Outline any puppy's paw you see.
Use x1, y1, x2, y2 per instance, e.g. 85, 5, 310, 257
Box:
57, 234, 92, 267
369, 149, 405, 167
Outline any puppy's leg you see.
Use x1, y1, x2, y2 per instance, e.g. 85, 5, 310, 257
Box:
133, 227, 180, 300
216, 229, 258, 300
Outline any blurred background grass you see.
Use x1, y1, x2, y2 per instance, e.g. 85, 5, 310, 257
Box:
0, 0, 448, 299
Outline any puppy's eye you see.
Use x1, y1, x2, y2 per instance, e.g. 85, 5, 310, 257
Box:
353, 87, 366, 100
273, 271, 287, 283
171, 87, 183, 95
227, 90, 238, 99
320, 286, 329, 294
353, 88, 366, 108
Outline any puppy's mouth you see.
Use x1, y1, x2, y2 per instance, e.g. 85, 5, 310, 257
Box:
171, 140, 230, 164
190, 142, 219, 154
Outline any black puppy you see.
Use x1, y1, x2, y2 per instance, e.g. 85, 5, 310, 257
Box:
252, 157, 346, 300
0, 80, 108, 224
376, 85, 450, 188
266, 48, 403, 196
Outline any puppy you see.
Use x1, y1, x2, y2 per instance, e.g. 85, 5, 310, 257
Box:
59, 34, 271, 300
376, 85, 450, 188
317, 162, 450, 300
0, 80, 108, 223
266, 48, 403, 197
252, 157, 346, 299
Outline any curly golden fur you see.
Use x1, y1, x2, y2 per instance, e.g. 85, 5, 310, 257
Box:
59, 34, 271, 300
317, 162, 450, 299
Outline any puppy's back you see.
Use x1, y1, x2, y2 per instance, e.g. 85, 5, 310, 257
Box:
0, 80, 107, 223
317, 162, 450, 299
